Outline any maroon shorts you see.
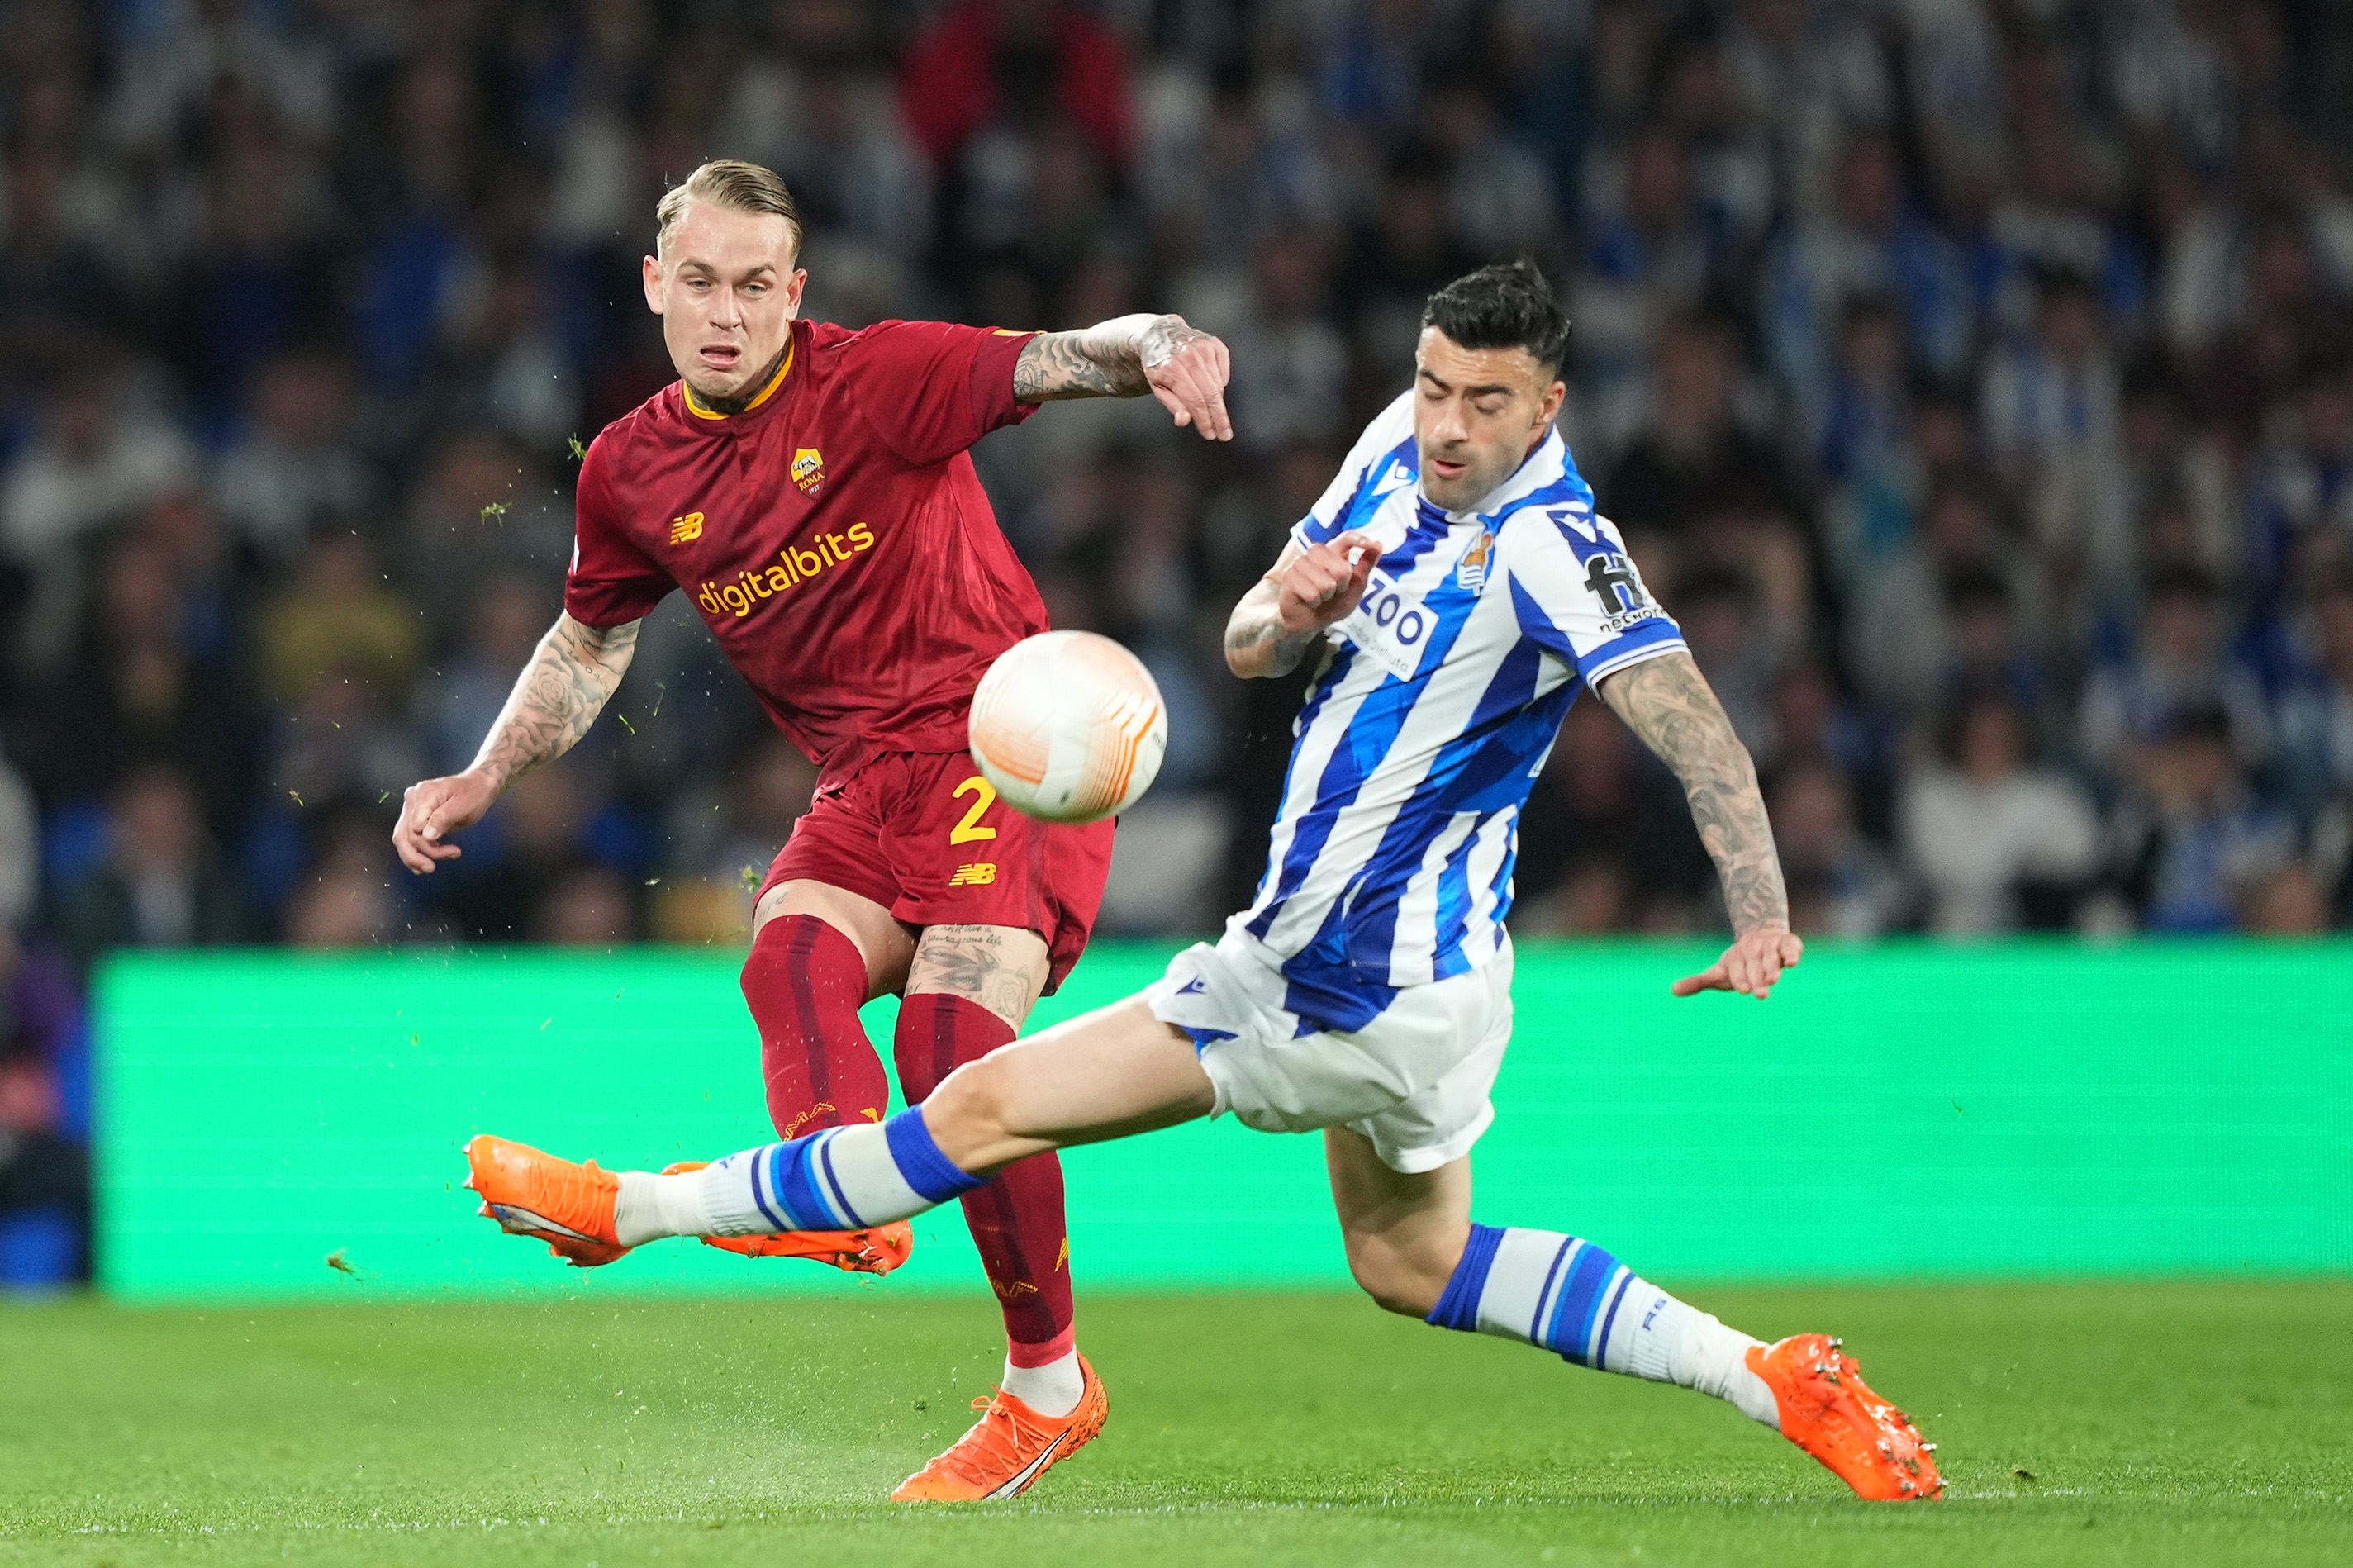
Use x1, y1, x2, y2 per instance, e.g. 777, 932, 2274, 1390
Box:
758, 749, 1116, 993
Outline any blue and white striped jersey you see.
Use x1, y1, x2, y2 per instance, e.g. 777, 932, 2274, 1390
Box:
1234, 390, 1685, 1028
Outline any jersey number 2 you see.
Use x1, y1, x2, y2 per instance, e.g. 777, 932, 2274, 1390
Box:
950, 777, 999, 843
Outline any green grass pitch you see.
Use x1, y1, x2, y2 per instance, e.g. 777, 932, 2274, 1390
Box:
4, 1280, 2348, 1566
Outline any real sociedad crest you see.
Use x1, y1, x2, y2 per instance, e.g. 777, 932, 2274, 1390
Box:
1457, 528, 1494, 591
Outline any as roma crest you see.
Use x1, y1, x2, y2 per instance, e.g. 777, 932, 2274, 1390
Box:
791, 447, 825, 496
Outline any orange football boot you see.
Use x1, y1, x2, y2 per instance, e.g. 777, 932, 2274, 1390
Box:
891, 1354, 1109, 1502
1748, 1333, 1942, 1500
463, 1134, 626, 1267
658, 1161, 914, 1275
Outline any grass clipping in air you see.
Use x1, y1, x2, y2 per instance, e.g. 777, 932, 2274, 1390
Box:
2, 1281, 2349, 1566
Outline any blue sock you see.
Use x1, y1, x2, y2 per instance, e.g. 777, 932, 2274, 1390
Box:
617, 1107, 988, 1243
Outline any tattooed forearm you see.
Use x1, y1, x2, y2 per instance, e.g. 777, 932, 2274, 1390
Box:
1014, 330, 1142, 399
468, 612, 640, 787
906, 924, 1049, 1028
1014, 313, 1212, 402
1595, 651, 1789, 935
1224, 577, 1321, 677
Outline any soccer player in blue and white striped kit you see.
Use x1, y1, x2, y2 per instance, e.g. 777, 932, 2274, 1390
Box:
469, 262, 1940, 1501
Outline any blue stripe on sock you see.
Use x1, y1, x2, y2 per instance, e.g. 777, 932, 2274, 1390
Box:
1592, 1267, 1637, 1370
883, 1107, 986, 1205
1424, 1224, 1506, 1331
776, 1135, 843, 1228
1542, 1241, 1623, 1366
1529, 1237, 1574, 1343
748, 1149, 788, 1231
816, 1134, 866, 1228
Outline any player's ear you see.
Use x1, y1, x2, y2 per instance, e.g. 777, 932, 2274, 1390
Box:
1537, 376, 1566, 428
640, 254, 665, 316
782, 267, 808, 320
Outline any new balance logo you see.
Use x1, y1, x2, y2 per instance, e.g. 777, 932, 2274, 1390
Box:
948, 862, 997, 886
668, 511, 704, 545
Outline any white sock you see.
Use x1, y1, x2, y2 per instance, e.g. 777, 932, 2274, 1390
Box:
613, 1170, 713, 1248
1619, 1289, 1780, 1428
1000, 1347, 1083, 1418
1428, 1225, 1780, 1428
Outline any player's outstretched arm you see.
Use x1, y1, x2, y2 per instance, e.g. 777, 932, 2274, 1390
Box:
1013, 313, 1234, 440
1595, 650, 1804, 998
1224, 533, 1381, 678
392, 612, 640, 874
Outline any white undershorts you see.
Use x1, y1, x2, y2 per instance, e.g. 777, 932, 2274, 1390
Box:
1143, 929, 1515, 1174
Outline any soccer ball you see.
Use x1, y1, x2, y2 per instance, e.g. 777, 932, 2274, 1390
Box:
969, 630, 1168, 824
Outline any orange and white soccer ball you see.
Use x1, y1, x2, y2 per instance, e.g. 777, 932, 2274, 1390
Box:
969, 630, 1168, 824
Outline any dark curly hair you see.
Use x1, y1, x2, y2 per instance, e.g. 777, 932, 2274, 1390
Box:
1421, 259, 1571, 374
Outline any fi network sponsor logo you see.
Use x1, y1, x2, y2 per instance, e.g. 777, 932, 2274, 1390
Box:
696, 521, 876, 619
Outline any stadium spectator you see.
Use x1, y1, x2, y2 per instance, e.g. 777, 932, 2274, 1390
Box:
2275, 570, 2353, 820
1899, 691, 2101, 935
2108, 706, 2297, 933
49, 766, 250, 973
0, 745, 32, 932
212, 349, 378, 563
0, 1045, 88, 1288
27, 528, 249, 835
1771, 759, 1902, 940
0, 366, 198, 674
2078, 565, 2270, 783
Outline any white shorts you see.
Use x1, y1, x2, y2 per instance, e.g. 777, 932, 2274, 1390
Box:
1143, 929, 1514, 1174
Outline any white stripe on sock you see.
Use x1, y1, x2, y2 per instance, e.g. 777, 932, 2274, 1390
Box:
815, 1122, 929, 1226
1471, 1228, 1575, 1344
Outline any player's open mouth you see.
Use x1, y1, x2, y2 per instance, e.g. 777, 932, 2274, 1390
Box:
1429, 457, 1467, 480
700, 345, 742, 370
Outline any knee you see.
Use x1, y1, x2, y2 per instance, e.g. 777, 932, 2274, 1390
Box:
1343, 1233, 1452, 1319
926, 1052, 1015, 1147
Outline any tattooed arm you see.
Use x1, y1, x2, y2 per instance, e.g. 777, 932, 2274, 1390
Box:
1224, 531, 1381, 677
1594, 649, 1804, 997
392, 612, 640, 872
1014, 313, 1234, 440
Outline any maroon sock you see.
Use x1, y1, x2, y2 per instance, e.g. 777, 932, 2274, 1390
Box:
740, 915, 890, 1145
895, 991, 1077, 1355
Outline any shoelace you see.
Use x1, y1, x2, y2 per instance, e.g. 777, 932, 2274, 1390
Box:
926, 1390, 1048, 1487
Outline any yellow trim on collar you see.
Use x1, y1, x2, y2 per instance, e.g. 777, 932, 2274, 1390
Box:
684, 335, 795, 421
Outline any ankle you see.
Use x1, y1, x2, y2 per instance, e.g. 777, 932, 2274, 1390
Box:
999, 1342, 1083, 1419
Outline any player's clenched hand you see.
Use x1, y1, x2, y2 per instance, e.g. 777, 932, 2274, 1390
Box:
1276, 530, 1380, 635
1140, 317, 1233, 442
392, 771, 501, 874
1671, 928, 1804, 1000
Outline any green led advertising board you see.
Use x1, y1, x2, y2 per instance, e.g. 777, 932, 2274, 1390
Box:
95, 941, 2353, 1300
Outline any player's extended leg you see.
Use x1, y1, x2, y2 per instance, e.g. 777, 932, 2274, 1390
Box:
1323, 1129, 1940, 1500
720, 881, 915, 1271
888, 922, 1088, 1501
494, 997, 1208, 1256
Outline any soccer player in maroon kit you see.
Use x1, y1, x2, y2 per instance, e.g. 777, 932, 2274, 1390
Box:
392, 160, 1233, 1500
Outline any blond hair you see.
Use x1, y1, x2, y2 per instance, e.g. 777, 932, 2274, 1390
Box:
654, 160, 804, 259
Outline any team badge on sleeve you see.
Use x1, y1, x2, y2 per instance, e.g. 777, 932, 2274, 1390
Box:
791, 448, 825, 496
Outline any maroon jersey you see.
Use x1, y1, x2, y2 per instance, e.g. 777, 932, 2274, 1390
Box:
565, 317, 1046, 772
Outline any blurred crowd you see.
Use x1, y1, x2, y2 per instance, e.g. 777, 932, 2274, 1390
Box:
6, 0, 2353, 1281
